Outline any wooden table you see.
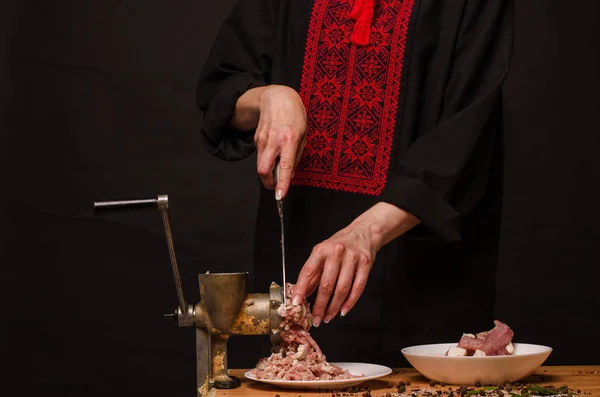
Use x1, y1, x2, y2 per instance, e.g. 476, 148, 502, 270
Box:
214, 366, 600, 396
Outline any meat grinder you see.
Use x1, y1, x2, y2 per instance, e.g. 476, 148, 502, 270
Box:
93, 194, 284, 397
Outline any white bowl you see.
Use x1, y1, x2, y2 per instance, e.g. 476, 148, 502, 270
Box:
401, 343, 552, 386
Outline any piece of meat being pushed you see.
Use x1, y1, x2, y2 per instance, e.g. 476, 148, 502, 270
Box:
249, 283, 363, 380
446, 321, 515, 357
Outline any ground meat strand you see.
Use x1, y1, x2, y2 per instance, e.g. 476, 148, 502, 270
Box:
249, 283, 364, 381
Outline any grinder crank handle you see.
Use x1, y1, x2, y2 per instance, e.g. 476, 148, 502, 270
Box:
93, 195, 193, 326
93, 198, 159, 211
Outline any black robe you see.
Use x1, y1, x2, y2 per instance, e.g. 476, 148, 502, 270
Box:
197, 0, 513, 366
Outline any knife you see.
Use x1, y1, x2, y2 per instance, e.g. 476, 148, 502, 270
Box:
273, 157, 287, 307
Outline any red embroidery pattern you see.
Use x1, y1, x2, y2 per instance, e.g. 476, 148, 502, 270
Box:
292, 0, 415, 195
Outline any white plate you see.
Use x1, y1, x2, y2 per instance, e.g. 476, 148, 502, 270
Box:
244, 362, 392, 390
402, 343, 552, 386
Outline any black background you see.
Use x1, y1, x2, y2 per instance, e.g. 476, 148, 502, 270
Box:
1, 1, 265, 396
1, 1, 599, 396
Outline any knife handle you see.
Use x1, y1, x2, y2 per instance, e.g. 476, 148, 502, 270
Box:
273, 157, 280, 185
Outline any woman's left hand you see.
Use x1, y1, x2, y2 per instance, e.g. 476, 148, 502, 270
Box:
292, 202, 421, 327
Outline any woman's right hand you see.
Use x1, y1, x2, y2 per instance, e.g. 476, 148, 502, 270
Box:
254, 85, 307, 200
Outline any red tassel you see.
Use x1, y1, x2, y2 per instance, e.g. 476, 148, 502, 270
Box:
350, 0, 375, 46
349, 0, 366, 19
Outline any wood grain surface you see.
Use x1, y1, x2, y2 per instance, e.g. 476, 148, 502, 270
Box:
212, 366, 600, 397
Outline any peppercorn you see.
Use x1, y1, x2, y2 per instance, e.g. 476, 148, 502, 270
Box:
429, 380, 437, 387
474, 382, 481, 387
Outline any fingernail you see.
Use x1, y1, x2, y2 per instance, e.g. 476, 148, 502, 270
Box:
292, 295, 300, 306
313, 316, 321, 327
276, 189, 282, 200
324, 315, 332, 324
340, 309, 348, 317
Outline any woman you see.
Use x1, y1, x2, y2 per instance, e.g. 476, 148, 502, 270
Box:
197, 0, 513, 366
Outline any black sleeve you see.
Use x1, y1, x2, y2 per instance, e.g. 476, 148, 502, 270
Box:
196, 0, 276, 161
380, 0, 514, 242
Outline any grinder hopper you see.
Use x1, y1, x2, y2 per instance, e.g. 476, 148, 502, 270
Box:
93, 194, 284, 397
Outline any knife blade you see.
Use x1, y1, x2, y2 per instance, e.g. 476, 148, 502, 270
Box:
273, 158, 287, 307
